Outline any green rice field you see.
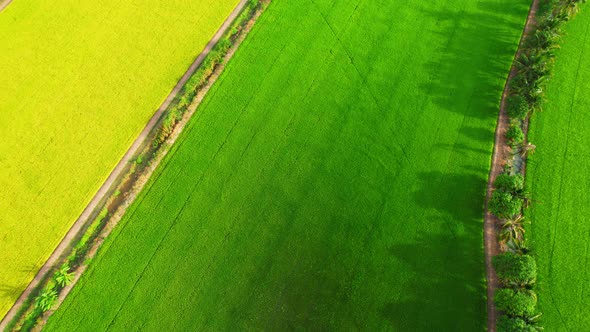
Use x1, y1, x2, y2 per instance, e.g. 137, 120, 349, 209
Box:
0, 0, 238, 317
527, 7, 590, 331
44, 0, 530, 330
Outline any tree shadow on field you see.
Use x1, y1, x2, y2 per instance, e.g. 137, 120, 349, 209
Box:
378, 3, 530, 324
20, 263, 42, 274
435, 142, 491, 156
413, 171, 488, 228
417, 0, 530, 120
459, 126, 495, 142
380, 171, 488, 330
434, 126, 495, 157
381, 231, 486, 331
0, 283, 26, 300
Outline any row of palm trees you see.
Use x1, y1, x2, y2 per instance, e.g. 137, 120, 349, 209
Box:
492, 1, 587, 330
500, 0, 586, 249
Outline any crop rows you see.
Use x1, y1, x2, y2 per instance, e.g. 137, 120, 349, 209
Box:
44, 0, 531, 330
0, 0, 239, 317
527, 6, 590, 330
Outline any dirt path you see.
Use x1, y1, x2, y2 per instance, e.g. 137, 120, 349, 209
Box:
0, 0, 250, 328
484, 0, 539, 331
32, 10, 267, 328
0, 0, 12, 12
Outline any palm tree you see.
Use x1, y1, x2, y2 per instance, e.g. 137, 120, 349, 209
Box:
527, 91, 545, 113
516, 53, 550, 83
54, 264, 74, 288
499, 215, 527, 249
538, 16, 564, 35
35, 288, 58, 312
519, 142, 537, 158
525, 30, 560, 53
524, 313, 544, 331
504, 178, 531, 205
506, 237, 530, 255
510, 73, 546, 112
561, 0, 587, 16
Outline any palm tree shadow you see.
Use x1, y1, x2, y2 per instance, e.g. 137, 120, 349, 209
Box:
381, 231, 486, 331
413, 171, 488, 224
20, 263, 42, 274
417, 0, 531, 120
378, 171, 488, 330
0, 283, 26, 300
434, 142, 491, 156
459, 126, 495, 142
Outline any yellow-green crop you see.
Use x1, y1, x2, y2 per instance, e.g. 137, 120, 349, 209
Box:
46, 0, 530, 329
0, 0, 238, 317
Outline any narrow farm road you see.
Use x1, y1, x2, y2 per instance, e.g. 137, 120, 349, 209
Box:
0, 0, 13, 12
484, 0, 539, 331
0, 0, 249, 328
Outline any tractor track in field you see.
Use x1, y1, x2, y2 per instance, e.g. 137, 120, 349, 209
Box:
0, 0, 255, 329
484, 0, 539, 331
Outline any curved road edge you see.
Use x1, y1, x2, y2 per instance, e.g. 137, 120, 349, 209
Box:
484, 0, 539, 331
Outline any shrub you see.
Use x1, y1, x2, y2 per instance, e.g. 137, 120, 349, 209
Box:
495, 173, 525, 194
489, 191, 523, 218
497, 315, 539, 332
178, 94, 193, 110
34, 288, 58, 312
215, 38, 232, 54
507, 95, 530, 120
510, 73, 529, 95
510, 73, 545, 112
495, 288, 537, 317
537, 16, 564, 35
506, 124, 525, 147
54, 264, 75, 288
493, 252, 537, 286
153, 107, 183, 147
506, 237, 530, 255
560, 0, 588, 16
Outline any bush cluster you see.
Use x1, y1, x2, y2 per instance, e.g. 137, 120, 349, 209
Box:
493, 1, 587, 330
490, 173, 526, 219
494, 173, 525, 194
506, 124, 525, 147
493, 252, 537, 286
153, 0, 261, 148
490, 190, 523, 219
507, 95, 530, 120
497, 315, 540, 332
495, 288, 538, 317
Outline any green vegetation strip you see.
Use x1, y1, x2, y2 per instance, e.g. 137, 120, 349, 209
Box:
0, 0, 239, 317
527, 3, 590, 330
3, 2, 264, 331
487, 1, 588, 330
45, 0, 529, 330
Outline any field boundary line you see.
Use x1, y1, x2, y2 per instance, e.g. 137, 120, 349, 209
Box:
0, 0, 253, 329
483, 0, 539, 331
0, 0, 12, 12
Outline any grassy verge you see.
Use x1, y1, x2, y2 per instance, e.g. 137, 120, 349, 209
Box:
527, 2, 590, 330
488, 1, 587, 330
